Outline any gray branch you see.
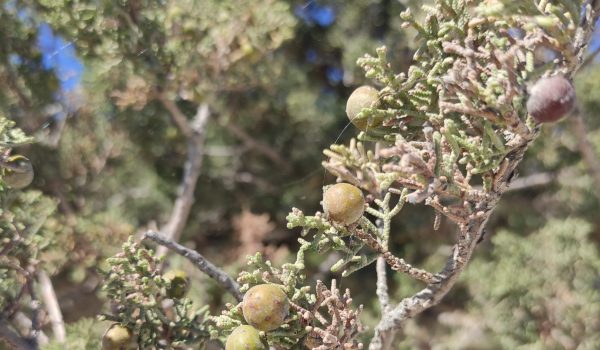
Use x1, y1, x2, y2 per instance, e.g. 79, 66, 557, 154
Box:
367, 7, 599, 347
156, 103, 210, 258
157, 93, 194, 138
37, 271, 65, 343
143, 230, 243, 302
506, 172, 555, 191
375, 258, 390, 315
375, 218, 390, 314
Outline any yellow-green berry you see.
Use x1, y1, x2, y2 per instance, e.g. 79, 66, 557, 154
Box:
101, 324, 136, 350
2, 155, 34, 189
242, 284, 289, 332
322, 183, 365, 225
345, 85, 380, 130
225, 325, 265, 350
163, 269, 190, 299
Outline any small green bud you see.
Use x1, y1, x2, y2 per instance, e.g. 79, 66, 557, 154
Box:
2, 155, 34, 189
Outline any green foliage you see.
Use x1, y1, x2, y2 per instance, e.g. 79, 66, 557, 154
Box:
0, 5, 59, 120
0, 119, 34, 149
288, 188, 408, 278
340, 0, 582, 176
400, 218, 600, 350
465, 218, 600, 349
286, 0, 594, 347
100, 238, 211, 349
0, 115, 59, 312
36, 0, 295, 91
214, 252, 314, 348
42, 318, 103, 350
31, 0, 319, 231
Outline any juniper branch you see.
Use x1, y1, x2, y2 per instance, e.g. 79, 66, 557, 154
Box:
374, 219, 390, 314
352, 228, 436, 284
156, 103, 210, 258
369, 142, 530, 349
143, 230, 243, 302
362, 1, 600, 348
156, 93, 194, 138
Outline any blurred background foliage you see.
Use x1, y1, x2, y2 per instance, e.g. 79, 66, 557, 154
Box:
1, 0, 600, 349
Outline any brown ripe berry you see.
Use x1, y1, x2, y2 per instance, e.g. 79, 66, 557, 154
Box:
163, 269, 190, 299
101, 324, 136, 350
526, 74, 575, 123
225, 325, 265, 350
242, 284, 289, 332
322, 183, 365, 225
346, 85, 380, 130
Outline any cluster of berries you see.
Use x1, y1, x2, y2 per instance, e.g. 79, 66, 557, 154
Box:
101, 73, 575, 349
226, 284, 290, 350
345, 74, 576, 132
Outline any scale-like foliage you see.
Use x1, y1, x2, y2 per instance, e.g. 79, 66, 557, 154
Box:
2, 1, 600, 349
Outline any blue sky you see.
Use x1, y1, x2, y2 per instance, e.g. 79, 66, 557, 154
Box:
295, 1, 336, 27
37, 23, 83, 92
